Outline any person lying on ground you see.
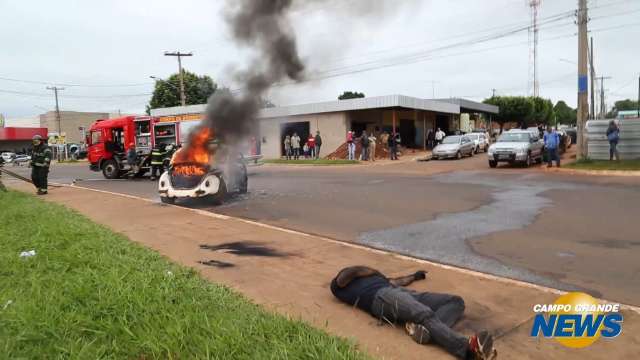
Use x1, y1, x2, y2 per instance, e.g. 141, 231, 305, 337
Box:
330, 266, 497, 360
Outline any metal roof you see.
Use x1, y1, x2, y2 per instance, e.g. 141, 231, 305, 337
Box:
149, 94, 497, 119
434, 98, 499, 114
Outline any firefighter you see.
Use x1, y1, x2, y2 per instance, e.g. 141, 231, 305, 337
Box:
30, 134, 52, 195
150, 144, 166, 181
163, 144, 175, 170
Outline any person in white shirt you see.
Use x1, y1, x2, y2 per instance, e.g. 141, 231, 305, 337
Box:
435, 128, 446, 144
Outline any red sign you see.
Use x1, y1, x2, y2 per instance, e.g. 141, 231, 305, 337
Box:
0, 127, 48, 141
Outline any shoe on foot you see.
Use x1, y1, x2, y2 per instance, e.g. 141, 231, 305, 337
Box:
468, 330, 497, 360
405, 323, 431, 345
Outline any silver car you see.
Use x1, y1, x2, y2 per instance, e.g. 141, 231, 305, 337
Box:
487, 130, 544, 168
432, 135, 475, 160
467, 133, 489, 153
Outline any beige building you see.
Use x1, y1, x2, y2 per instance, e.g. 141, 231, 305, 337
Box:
39, 111, 109, 144
151, 95, 498, 159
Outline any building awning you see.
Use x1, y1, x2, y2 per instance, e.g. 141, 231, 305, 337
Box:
0, 127, 48, 141
150, 95, 499, 118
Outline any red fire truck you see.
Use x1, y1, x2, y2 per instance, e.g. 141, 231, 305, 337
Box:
87, 115, 188, 179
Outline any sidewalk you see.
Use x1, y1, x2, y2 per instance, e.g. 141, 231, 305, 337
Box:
8, 182, 640, 359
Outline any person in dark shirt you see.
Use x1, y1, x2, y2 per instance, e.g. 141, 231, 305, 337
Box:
330, 266, 496, 360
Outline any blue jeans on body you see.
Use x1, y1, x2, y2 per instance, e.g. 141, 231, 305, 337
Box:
370, 286, 468, 359
315, 145, 321, 159
547, 147, 560, 167
609, 141, 619, 160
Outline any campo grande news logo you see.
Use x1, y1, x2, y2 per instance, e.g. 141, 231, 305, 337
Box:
530, 292, 623, 348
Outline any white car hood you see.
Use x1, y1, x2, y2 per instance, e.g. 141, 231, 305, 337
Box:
491, 142, 529, 151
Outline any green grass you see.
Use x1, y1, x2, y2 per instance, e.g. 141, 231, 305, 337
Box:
565, 159, 640, 171
264, 159, 359, 165
0, 190, 367, 359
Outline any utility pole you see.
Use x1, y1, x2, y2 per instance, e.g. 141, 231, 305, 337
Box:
589, 37, 595, 119
492, 88, 497, 98
164, 51, 193, 106
576, 0, 589, 160
46, 86, 64, 134
528, 0, 541, 97
597, 76, 611, 118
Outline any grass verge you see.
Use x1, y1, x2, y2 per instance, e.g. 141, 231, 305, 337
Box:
264, 159, 359, 165
0, 190, 366, 359
565, 159, 640, 171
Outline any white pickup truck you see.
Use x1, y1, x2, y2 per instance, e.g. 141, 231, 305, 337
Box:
487, 129, 544, 168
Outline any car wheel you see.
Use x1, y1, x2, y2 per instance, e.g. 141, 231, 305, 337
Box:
102, 160, 120, 179
524, 154, 531, 168
210, 178, 227, 205
489, 160, 497, 168
160, 196, 175, 205
456, 151, 462, 160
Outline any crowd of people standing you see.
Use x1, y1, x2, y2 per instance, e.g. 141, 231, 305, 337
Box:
284, 131, 323, 160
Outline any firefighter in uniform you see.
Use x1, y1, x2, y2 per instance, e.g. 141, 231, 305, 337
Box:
150, 144, 166, 181
30, 135, 52, 195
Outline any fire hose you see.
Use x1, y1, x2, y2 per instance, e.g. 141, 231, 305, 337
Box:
0, 166, 64, 188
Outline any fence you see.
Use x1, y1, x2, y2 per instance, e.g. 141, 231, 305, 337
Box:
586, 118, 640, 160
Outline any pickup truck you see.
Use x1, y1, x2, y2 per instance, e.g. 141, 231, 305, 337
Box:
487, 129, 544, 168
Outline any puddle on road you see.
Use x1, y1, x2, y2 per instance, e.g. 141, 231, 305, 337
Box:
358, 171, 585, 290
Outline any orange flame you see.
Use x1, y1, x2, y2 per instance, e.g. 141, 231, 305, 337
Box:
172, 127, 212, 165
173, 164, 206, 177
171, 127, 215, 177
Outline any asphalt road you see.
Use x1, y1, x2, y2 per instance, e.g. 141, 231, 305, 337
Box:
8, 157, 640, 305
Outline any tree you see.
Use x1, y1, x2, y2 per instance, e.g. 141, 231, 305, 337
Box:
338, 91, 365, 100
483, 96, 534, 132
147, 71, 217, 113
554, 101, 577, 126
529, 97, 554, 126
607, 99, 640, 118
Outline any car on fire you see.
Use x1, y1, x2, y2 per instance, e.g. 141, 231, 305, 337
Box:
432, 135, 475, 160
158, 130, 248, 205
487, 129, 544, 168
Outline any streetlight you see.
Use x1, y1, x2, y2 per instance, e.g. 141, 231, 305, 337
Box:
150, 76, 180, 91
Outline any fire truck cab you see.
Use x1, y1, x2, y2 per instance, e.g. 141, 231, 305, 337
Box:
87, 116, 181, 179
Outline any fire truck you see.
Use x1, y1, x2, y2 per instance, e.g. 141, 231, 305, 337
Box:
86, 115, 197, 179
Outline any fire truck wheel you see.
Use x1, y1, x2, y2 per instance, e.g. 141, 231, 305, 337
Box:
102, 160, 120, 179
210, 178, 227, 205
161, 196, 176, 205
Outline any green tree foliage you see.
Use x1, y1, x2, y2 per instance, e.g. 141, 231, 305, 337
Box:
530, 97, 554, 126
338, 91, 365, 100
554, 101, 577, 125
607, 99, 640, 118
483, 96, 534, 131
147, 71, 217, 112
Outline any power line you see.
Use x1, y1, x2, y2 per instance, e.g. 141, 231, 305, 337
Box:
0, 76, 152, 88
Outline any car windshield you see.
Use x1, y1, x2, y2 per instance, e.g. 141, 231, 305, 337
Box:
442, 136, 461, 144
467, 134, 479, 140
498, 133, 530, 142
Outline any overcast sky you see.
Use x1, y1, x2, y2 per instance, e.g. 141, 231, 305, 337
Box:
1, 0, 639, 119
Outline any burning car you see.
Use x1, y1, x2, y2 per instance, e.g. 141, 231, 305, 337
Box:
158, 128, 248, 205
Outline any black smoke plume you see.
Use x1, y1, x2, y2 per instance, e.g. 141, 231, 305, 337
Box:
197, 0, 305, 145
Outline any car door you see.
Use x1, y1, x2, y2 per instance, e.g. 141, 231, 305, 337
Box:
461, 136, 472, 154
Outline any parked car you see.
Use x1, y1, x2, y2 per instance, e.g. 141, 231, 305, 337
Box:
1, 152, 16, 163
466, 133, 489, 153
12, 154, 31, 166
487, 130, 544, 168
432, 135, 475, 160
